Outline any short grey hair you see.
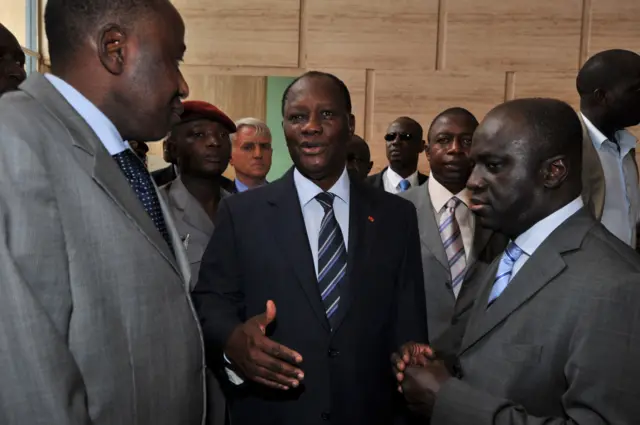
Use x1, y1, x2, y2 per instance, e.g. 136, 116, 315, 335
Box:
231, 117, 272, 142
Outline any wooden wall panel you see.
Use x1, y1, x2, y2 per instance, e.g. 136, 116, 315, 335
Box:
174, 0, 300, 67
371, 70, 506, 173
446, 0, 582, 71
590, 0, 640, 56
513, 72, 580, 109
0, 1, 26, 46
305, 0, 439, 70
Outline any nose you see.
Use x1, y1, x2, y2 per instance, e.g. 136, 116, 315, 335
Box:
206, 135, 222, 148
302, 113, 322, 134
178, 70, 189, 99
252, 145, 264, 158
466, 164, 484, 192
448, 138, 464, 154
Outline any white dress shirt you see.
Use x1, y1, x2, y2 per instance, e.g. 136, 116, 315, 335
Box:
383, 167, 419, 194
45, 74, 127, 155
428, 175, 474, 260
509, 197, 584, 281
581, 113, 639, 246
294, 167, 350, 275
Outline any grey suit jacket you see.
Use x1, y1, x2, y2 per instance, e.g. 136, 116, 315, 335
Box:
399, 183, 506, 353
0, 73, 205, 425
432, 209, 640, 424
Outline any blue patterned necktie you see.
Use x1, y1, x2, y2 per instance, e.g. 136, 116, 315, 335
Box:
439, 197, 466, 298
487, 242, 523, 305
316, 192, 347, 329
112, 149, 173, 253
399, 179, 411, 192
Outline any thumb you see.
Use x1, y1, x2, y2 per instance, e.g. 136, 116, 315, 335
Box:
257, 300, 277, 333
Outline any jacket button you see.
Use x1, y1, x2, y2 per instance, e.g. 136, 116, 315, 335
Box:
328, 348, 340, 358
321, 411, 331, 421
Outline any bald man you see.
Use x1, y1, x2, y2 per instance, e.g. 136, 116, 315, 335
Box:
578, 49, 640, 249
366, 117, 427, 193
394, 98, 640, 424
0, 24, 26, 95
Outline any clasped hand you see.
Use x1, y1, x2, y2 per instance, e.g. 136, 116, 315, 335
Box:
391, 342, 452, 418
225, 300, 304, 390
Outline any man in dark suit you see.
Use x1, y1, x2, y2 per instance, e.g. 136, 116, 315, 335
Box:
193, 71, 428, 425
151, 139, 179, 186
0, 23, 26, 96
393, 98, 640, 424
346, 134, 373, 181
366, 117, 427, 193
399, 108, 506, 354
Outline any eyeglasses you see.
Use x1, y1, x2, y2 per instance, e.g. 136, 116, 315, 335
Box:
384, 132, 413, 142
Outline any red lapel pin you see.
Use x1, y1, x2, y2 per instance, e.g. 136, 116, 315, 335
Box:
368, 216, 375, 223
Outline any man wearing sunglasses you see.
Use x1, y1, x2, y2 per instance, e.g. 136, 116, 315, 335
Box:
366, 116, 427, 193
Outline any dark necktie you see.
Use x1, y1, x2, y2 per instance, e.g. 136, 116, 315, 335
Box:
316, 192, 347, 329
112, 149, 173, 253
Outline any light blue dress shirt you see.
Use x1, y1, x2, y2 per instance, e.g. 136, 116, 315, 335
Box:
234, 178, 268, 193
509, 197, 584, 281
293, 167, 350, 277
44, 73, 127, 155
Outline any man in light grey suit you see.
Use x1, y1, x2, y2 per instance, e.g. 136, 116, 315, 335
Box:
0, 0, 205, 424
399, 108, 506, 354
394, 98, 640, 424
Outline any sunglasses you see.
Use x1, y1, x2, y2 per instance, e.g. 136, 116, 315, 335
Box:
384, 132, 413, 142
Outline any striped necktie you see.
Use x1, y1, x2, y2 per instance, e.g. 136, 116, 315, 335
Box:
316, 192, 347, 329
439, 197, 466, 298
112, 149, 174, 254
487, 242, 523, 306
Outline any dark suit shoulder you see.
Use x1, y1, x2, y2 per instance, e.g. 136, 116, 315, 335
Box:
581, 223, 640, 272
355, 178, 416, 212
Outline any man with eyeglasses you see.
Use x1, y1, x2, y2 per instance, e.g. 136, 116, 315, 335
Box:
366, 116, 427, 193
0, 24, 26, 96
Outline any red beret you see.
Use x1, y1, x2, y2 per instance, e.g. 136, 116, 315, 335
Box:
177, 100, 236, 133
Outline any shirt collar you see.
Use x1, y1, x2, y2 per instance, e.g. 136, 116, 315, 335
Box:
514, 197, 584, 257
44, 73, 127, 155
428, 174, 471, 212
386, 167, 419, 189
294, 167, 350, 209
581, 112, 637, 156
235, 178, 267, 193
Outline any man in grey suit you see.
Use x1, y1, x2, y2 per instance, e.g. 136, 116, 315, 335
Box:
394, 98, 640, 424
399, 107, 506, 353
0, 1, 205, 424
161, 100, 235, 425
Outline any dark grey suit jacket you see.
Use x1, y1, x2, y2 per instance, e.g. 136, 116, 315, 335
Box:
432, 208, 640, 424
366, 167, 428, 191
399, 183, 507, 354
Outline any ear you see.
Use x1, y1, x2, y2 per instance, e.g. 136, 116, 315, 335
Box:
425, 141, 431, 161
542, 155, 569, 189
593, 88, 607, 106
348, 114, 356, 136
366, 161, 373, 175
419, 139, 426, 154
98, 24, 127, 75
166, 136, 178, 164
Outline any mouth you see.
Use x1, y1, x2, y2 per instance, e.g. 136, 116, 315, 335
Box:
443, 162, 467, 171
469, 197, 489, 212
300, 141, 327, 156
389, 151, 401, 159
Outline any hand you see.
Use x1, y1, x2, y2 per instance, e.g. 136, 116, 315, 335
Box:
225, 300, 304, 390
401, 361, 451, 419
391, 342, 436, 390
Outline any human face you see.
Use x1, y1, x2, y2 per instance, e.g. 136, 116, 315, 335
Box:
385, 119, 424, 171
174, 119, 231, 178
604, 67, 640, 128
283, 76, 354, 187
466, 112, 542, 238
346, 137, 372, 181
108, 1, 189, 142
0, 25, 26, 95
427, 113, 476, 190
231, 126, 273, 181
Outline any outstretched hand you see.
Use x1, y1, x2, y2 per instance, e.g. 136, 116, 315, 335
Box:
391, 342, 436, 392
225, 300, 304, 390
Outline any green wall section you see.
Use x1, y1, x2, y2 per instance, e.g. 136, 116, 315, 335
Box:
266, 76, 296, 181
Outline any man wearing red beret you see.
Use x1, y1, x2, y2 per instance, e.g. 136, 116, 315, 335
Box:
159, 100, 235, 425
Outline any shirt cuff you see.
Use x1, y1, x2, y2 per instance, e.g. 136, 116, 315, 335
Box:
223, 353, 244, 385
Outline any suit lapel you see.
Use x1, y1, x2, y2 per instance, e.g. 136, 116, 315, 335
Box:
331, 180, 377, 332
268, 172, 331, 332
418, 189, 449, 271
459, 209, 595, 354
22, 73, 179, 275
